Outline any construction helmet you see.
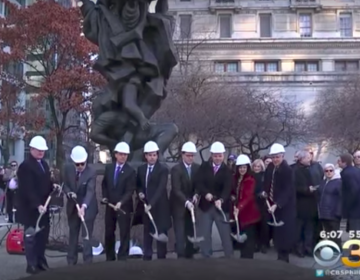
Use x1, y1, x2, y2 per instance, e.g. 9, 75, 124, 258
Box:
114, 142, 130, 154
269, 143, 285, 155
210, 141, 226, 153
29, 135, 48, 151
236, 155, 251, 166
144, 141, 159, 153
181, 142, 197, 153
70, 146, 88, 163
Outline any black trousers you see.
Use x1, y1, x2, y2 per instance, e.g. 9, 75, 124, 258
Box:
255, 198, 269, 248
239, 224, 256, 259
296, 218, 315, 253
67, 215, 95, 265
104, 207, 131, 261
143, 214, 167, 260
173, 211, 194, 259
6, 190, 15, 222
24, 219, 50, 267
321, 219, 341, 248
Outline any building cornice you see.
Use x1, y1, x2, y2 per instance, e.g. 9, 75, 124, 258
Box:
174, 38, 360, 50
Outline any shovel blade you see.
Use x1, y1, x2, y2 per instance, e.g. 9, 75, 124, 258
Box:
187, 236, 204, 243
150, 233, 168, 243
231, 233, 247, 243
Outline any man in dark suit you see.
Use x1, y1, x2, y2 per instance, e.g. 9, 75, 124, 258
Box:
195, 141, 233, 258
63, 145, 98, 265
170, 141, 200, 259
102, 142, 136, 261
136, 141, 171, 260
262, 143, 296, 263
16, 136, 54, 274
338, 153, 360, 231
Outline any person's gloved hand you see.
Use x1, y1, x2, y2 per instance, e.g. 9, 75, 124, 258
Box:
67, 192, 77, 199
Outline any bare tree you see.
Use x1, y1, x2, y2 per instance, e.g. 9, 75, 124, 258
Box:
311, 75, 360, 154
226, 87, 307, 160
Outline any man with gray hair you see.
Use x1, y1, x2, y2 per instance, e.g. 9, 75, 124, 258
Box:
292, 150, 317, 257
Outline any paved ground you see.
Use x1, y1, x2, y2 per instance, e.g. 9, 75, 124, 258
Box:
0, 215, 356, 280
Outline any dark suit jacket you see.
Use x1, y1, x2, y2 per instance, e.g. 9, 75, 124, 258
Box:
63, 163, 98, 221
195, 161, 233, 213
340, 165, 360, 219
170, 162, 200, 217
136, 161, 171, 232
16, 155, 53, 227
102, 162, 135, 213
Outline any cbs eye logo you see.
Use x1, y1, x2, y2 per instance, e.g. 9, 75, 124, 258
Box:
313, 240, 360, 267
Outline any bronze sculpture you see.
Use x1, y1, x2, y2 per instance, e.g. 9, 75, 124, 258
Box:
78, 0, 178, 162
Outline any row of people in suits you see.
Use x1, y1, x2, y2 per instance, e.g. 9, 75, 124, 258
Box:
16, 135, 295, 275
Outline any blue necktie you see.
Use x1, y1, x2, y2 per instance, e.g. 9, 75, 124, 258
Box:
114, 165, 121, 186
38, 161, 45, 172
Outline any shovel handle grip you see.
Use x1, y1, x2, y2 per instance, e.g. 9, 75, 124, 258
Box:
265, 199, 271, 210
44, 195, 52, 209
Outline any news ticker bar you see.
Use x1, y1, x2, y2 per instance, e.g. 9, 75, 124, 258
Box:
316, 269, 360, 277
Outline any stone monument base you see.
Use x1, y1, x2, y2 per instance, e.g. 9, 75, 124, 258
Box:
20, 258, 330, 280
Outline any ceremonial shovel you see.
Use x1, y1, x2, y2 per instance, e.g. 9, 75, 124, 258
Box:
72, 197, 89, 240
143, 202, 168, 243
187, 207, 204, 243
100, 200, 126, 215
266, 200, 284, 227
34, 186, 61, 234
230, 207, 247, 243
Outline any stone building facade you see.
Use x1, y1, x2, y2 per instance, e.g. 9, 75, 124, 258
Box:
167, 0, 360, 162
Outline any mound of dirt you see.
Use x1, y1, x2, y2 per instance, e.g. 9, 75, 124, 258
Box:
21, 258, 330, 280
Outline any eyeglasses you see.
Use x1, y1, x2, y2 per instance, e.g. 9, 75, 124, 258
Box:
75, 162, 85, 167
325, 170, 334, 173
11, 164, 17, 167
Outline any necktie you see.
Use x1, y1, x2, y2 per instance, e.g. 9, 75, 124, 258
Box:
269, 167, 277, 202
38, 161, 45, 172
114, 165, 121, 185
146, 166, 152, 188
76, 171, 80, 182
213, 165, 219, 174
187, 166, 191, 178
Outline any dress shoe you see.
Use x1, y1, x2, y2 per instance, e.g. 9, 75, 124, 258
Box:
26, 265, 39, 275
38, 263, 50, 271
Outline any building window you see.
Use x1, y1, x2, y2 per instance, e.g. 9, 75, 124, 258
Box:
334, 60, 359, 71
219, 14, 232, 38
0, 1, 3, 15
179, 14, 192, 39
299, 14, 312, 37
214, 61, 238, 73
259, 14, 272, 37
17, 0, 26, 6
339, 13, 352, 37
254, 61, 279, 72
294, 61, 319, 72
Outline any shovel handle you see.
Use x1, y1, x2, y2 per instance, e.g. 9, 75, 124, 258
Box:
190, 207, 195, 223
75, 204, 85, 222
265, 199, 271, 209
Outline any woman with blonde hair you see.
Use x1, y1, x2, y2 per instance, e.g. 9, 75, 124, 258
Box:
252, 159, 269, 253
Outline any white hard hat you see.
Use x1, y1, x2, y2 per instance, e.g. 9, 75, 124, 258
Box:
29, 135, 48, 151
181, 141, 197, 153
129, 246, 143, 256
269, 143, 285, 155
70, 146, 88, 163
236, 155, 251, 166
92, 242, 103, 256
210, 141, 226, 153
144, 141, 159, 153
114, 142, 130, 154
115, 241, 120, 253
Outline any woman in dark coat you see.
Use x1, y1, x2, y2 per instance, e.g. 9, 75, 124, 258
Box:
252, 159, 268, 253
262, 143, 296, 263
293, 150, 318, 257
231, 155, 260, 259
317, 163, 342, 248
